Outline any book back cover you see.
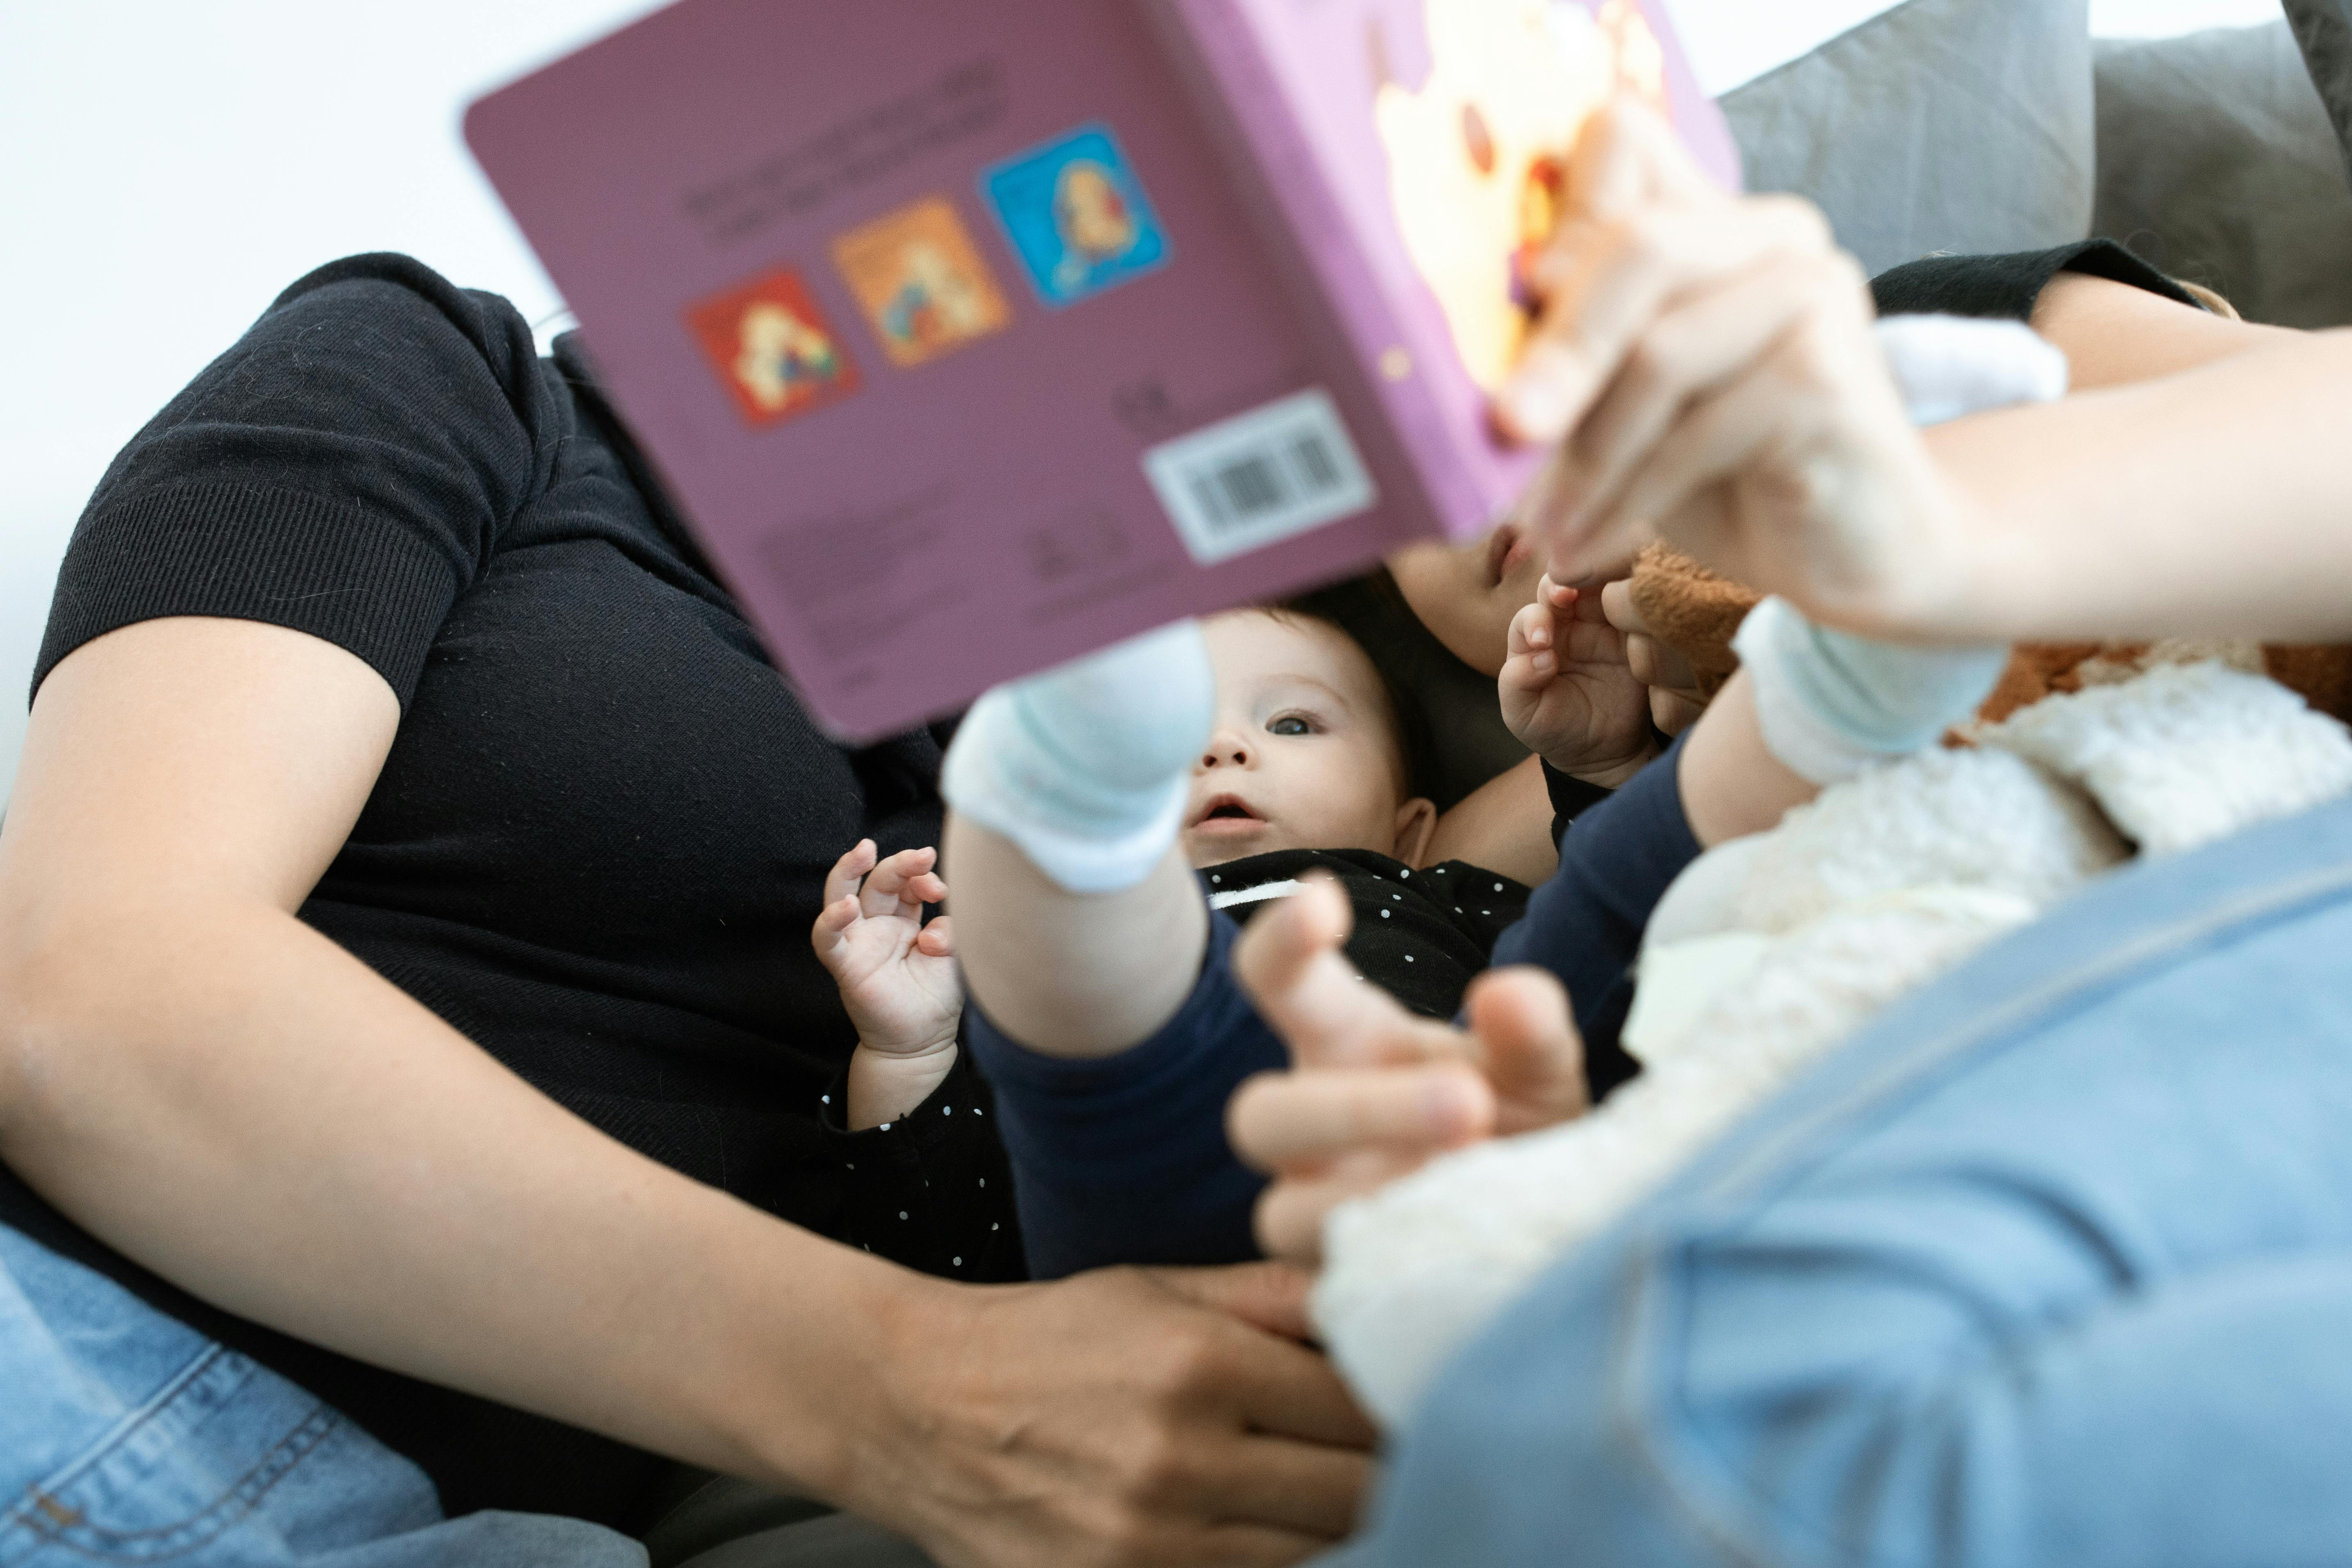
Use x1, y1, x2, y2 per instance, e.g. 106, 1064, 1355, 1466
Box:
467, 0, 1434, 740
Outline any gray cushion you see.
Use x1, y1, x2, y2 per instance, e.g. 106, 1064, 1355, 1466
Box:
2286, 0, 2352, 179
2093, 21, 2352, 327
1719, 0, 2094, 277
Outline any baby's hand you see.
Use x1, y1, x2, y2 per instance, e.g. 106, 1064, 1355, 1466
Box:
812, 840, 960, 1128
1499, 573, 1657, 784
1598, 579, 1709, 736
1224, 878, 1589, 1263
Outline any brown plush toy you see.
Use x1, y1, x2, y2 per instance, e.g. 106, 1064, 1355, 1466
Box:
1624, 542, 2352, 727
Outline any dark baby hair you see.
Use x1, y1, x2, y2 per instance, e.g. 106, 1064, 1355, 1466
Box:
1266, 578, 1439, 806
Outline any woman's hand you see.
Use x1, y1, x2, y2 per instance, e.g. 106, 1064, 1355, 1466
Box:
856, 1262, 1377, 1568
1498, 573, 1656, 785
1498, 100, 1966, 636
1223, 879, 1588, 1263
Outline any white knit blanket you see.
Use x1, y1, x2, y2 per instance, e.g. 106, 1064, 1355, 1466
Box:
1313, 659, 2352, 1427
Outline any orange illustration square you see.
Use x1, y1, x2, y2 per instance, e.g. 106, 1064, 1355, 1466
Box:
831, 196, 1012, 367
685, 265, 861, 428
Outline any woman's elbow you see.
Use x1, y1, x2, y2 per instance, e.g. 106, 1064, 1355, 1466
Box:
0, 898, 195, 1144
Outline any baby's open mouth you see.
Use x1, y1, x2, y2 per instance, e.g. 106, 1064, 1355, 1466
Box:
1191, 793, 1266, 834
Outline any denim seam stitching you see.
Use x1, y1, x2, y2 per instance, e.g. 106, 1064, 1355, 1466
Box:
1606, 847, 2352, 1563
10, 1406, 339, 1564
2, 1374, 341, 1566
0, 1345, 231, 1548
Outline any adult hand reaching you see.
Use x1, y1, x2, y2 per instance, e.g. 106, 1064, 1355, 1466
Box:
1499, 99, 1963, 637
1224, 879, 1588, 1264
854, 1261, 1376, 1568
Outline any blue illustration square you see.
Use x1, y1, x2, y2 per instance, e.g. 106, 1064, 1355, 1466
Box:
980, 122, 1169, 308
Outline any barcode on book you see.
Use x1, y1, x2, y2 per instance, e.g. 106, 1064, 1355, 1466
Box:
1142, 388, 1377, 565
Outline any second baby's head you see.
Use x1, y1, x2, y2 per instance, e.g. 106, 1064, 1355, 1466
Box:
1185, 608, 1437, 870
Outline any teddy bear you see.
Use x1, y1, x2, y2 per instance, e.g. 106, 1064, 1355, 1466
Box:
1310, 613, 2352, 1430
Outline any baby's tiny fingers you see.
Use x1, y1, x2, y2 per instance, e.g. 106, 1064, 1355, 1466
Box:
915, 914, 955, 957
1625, 631, 1697, 691
861, 845, 938, 914
823, 839, 879, 908
810, 894, 861, 967
1251, 1152, 1420, 1265
1226, 1064, 1492, 1174
1653, 687, 1707, 735
1598, 578, 1652, 638
1506, 600, 1552, 660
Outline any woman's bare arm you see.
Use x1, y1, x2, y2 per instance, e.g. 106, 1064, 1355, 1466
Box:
0, 616, 1373, 1565
0, 616, 899, 1483
1918, 285, 2352, 643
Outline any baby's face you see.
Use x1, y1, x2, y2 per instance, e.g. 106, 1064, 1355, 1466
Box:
1387, 520, 1544, 678
1185, 612, 1419, 868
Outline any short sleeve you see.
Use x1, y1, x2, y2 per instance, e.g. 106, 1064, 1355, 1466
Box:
33, 253, 565, 708
1869, 238, 2201, 323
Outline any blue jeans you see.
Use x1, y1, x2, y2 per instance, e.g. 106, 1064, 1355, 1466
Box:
0, 1225, 643, 1566
1338, 791, 2352, 1566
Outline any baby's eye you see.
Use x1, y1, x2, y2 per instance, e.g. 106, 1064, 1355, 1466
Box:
1265, 714, 1318, 737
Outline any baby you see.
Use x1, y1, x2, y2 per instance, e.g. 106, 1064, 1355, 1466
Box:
814, 591, 1659, 1269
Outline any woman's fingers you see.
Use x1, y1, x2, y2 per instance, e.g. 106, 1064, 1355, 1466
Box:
1498, 195, 1833, 447
1594, 311, 1901, 591
1555, 249, 1866, 534
1562, 93, 1719, 220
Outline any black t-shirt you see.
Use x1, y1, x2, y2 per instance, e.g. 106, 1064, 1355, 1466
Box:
5, 240, 2198, 1528
8, 253, 1016, 1528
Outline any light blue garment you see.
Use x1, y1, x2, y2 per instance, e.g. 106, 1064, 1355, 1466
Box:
0, 1224, 643, 1567
1337, 791, 2352, 1566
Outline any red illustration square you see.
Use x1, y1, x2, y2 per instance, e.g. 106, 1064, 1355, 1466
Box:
685, 265, 862, 427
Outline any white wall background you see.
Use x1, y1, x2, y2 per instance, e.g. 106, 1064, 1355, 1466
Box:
0, 0, 2295, 806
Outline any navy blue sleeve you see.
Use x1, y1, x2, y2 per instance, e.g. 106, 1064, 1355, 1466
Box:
965, 911, 1283, 1278
1492, 733, 1703, 1098
974, 741, 1704, 1275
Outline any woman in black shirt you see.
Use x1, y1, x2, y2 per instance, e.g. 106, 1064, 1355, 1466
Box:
0, 198, 2328, 1568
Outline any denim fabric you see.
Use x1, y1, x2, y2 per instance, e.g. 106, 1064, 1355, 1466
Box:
0, 1224, 643, 1566
1338, 791, 2352, 1567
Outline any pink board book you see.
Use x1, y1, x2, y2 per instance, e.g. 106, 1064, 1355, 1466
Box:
465, 0, 1737, 740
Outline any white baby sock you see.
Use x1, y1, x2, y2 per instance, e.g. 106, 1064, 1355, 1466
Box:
940, 620, 1215, 893
1732, 314, 2067, 784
